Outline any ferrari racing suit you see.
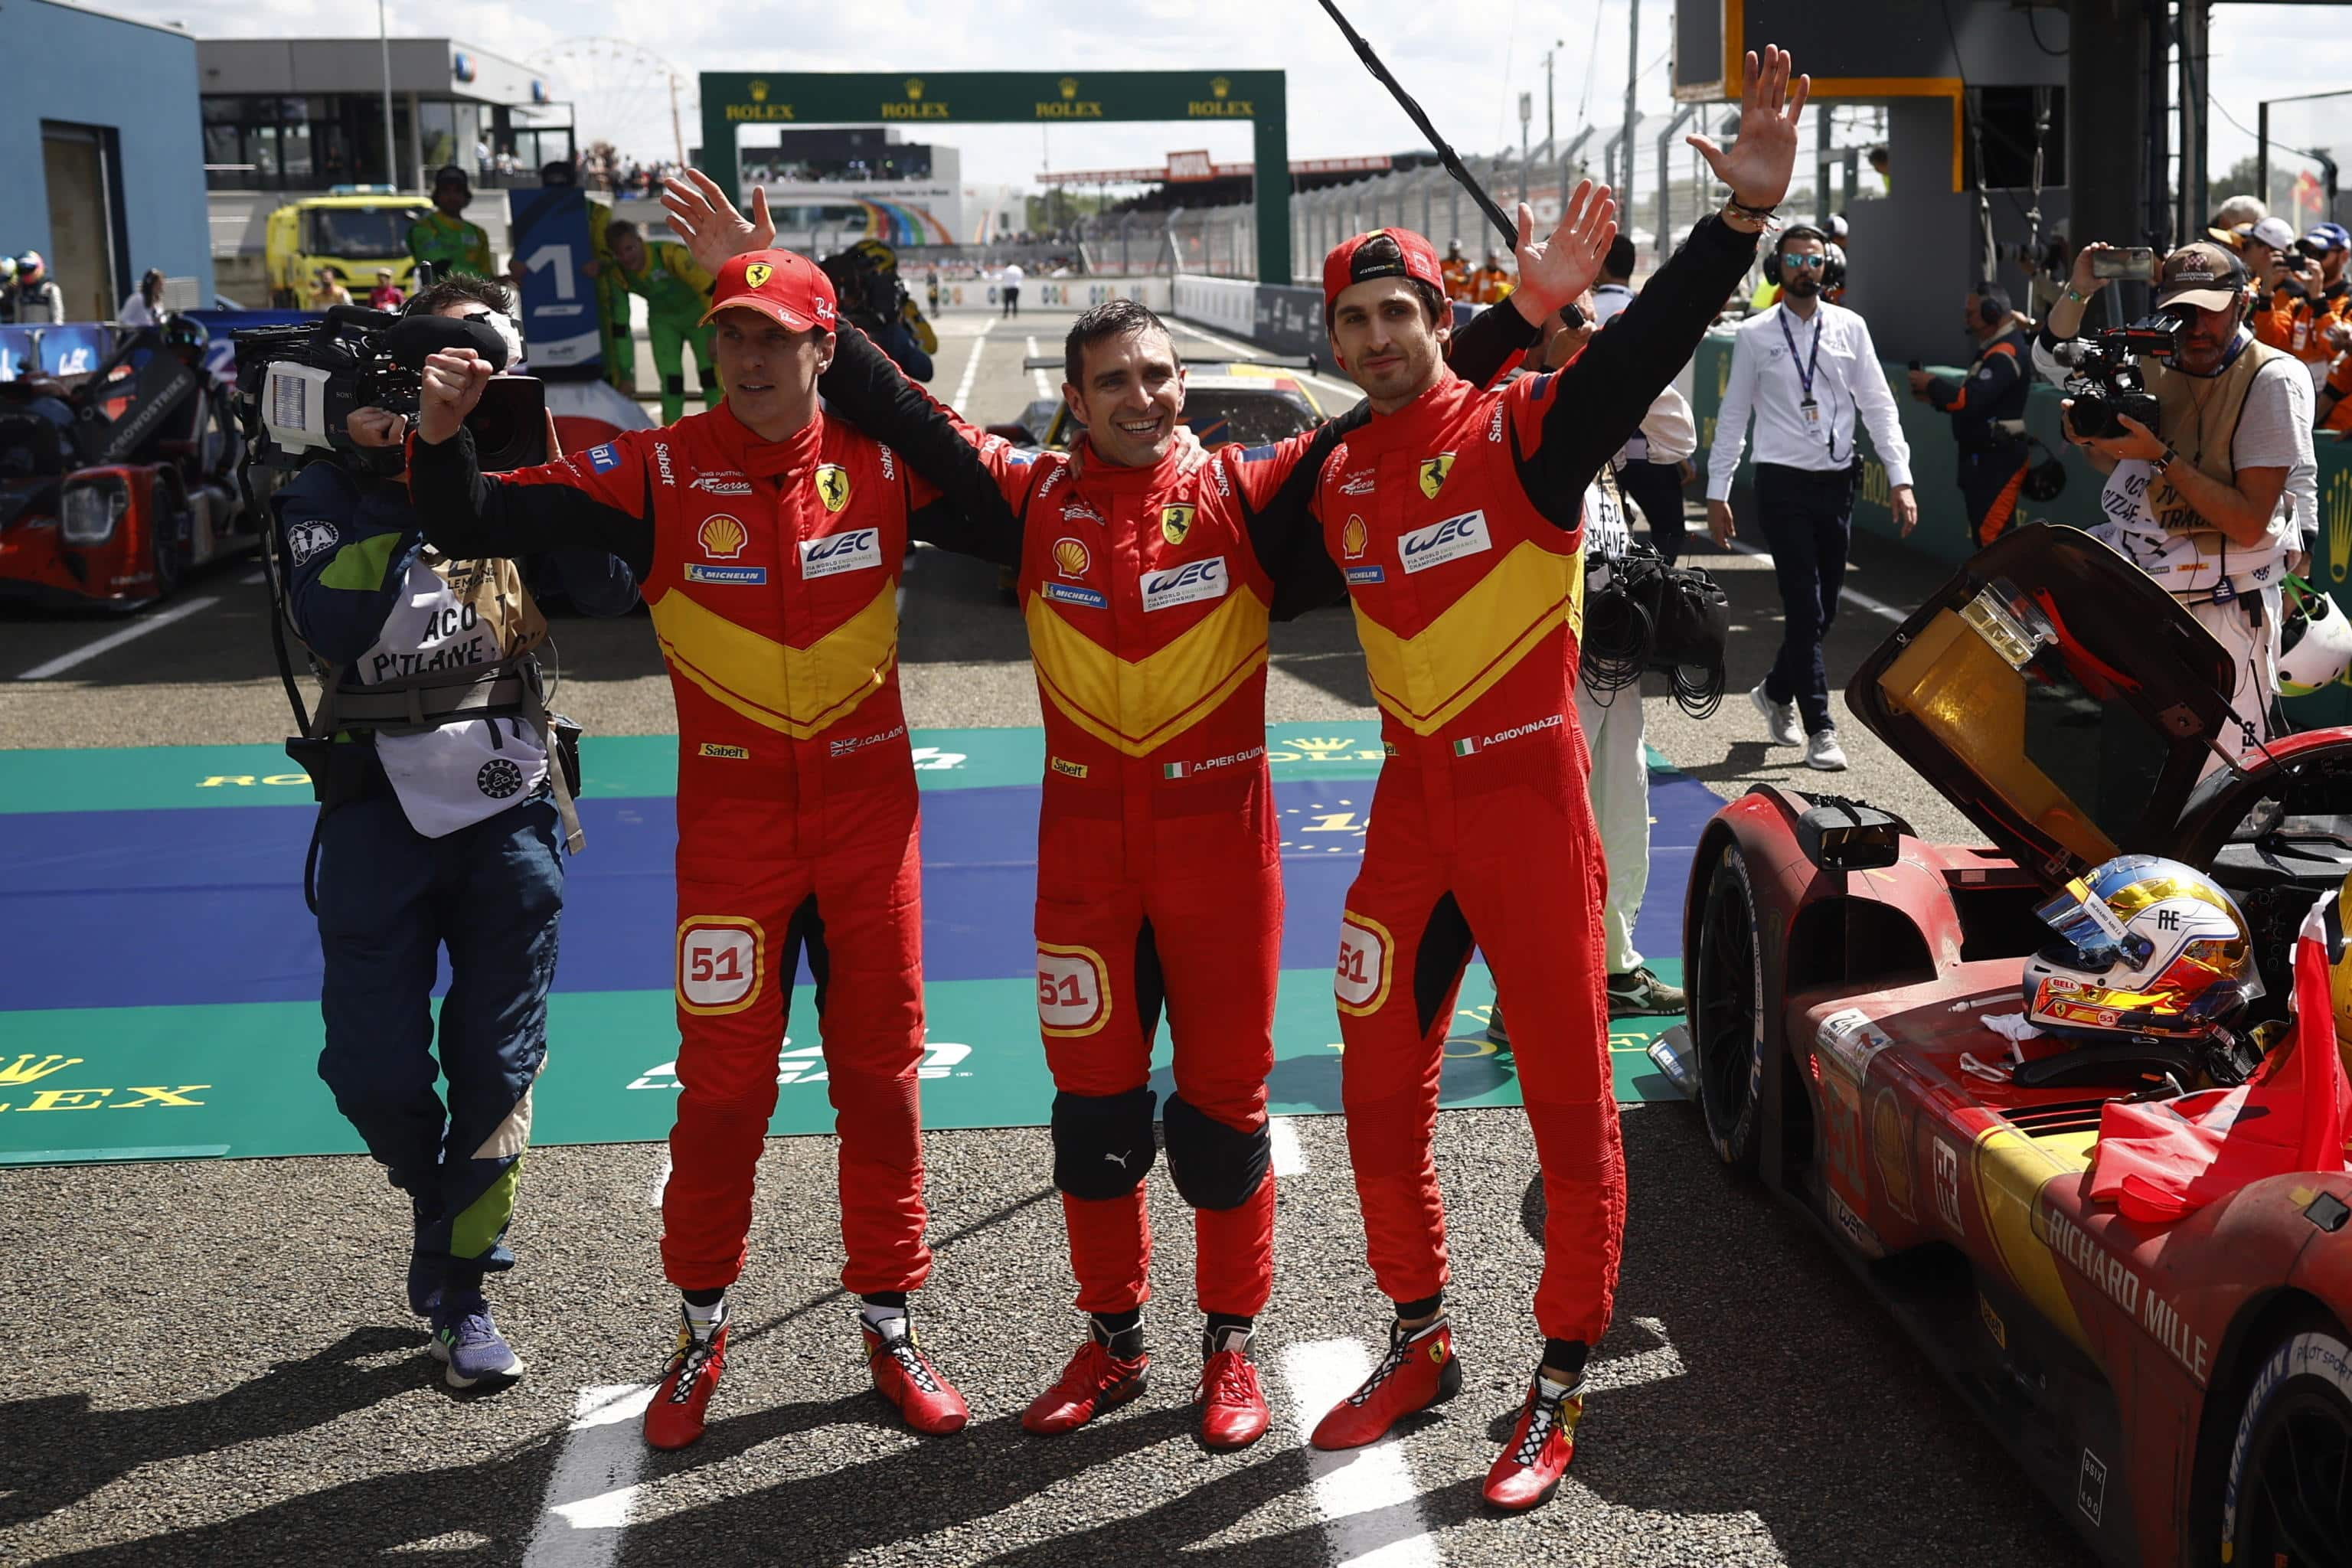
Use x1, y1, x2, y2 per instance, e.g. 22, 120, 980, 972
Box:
409, 403, 1014, 1301
1312, 214, 1758, 1364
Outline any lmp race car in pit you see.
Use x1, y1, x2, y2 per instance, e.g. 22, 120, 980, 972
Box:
0, 320, 250, 607
1674, 524, 2352, 1566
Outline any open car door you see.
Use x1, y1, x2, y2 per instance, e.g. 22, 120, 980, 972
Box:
1844, 524, 2239, 892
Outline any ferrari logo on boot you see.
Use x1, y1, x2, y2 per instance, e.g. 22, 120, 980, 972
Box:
1418, 452, 1455, 499
1160, 503, 1195, 545
815, 465, 851, 512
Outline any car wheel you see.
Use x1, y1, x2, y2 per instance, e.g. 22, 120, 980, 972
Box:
1694, 845, 1766, 1170
150, 481, 187, 600
2220, 1319, 2352, 1566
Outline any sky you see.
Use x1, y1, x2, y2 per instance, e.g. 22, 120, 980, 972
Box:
116, 0, 2352, 191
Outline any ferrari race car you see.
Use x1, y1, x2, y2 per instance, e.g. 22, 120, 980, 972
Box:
1674, 524, 2352, 1566
0, 322, 250, 606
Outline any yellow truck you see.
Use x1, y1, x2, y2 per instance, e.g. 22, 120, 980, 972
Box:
263, 191, 435, 306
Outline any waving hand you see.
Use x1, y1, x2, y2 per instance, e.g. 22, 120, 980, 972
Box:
1684, 46, 1810, 210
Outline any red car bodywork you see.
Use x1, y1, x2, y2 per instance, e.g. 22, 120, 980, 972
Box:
1679, 526, 2352, 1566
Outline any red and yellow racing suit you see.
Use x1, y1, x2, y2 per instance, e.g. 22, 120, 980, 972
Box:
1308, 214, 1757, 1357
812, 312, 1530, 1321
409, 404, 1014, 1299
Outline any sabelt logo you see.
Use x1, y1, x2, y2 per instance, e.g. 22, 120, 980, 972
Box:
799, 528, 882, 579
1341, 514, 1369, 558
698, 514, 749, 559
1054, 537, 1092, 577
698, 743, 750, 760
1400, 508, 1491, 574
655, 442, 676, 486
1141, 555, 1228, 612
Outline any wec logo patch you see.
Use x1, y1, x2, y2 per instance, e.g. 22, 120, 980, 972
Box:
1400, 509, 1491, 574
799, 528, 882, 579
1141, 555, 1227, 612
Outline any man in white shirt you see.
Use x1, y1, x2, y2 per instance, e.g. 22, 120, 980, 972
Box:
1706, 224, 1916, 770
1592, 237, 1701, 563
2032, 240, 2317, 769
1001, 261, 1024, 319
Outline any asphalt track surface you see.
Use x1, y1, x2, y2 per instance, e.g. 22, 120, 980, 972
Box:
0, 308, 2087, 1566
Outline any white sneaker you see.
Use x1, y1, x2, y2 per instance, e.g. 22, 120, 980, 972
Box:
1750, 682, 1801, 746
1805, 729, 1849, 771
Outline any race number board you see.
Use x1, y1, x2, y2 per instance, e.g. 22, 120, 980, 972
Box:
507, 187, 602, 371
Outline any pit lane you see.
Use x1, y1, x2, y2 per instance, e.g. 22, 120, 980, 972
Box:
0, 307, 2088, 1566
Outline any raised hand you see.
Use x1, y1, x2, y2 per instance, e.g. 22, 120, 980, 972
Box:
1510, 181, 1618, 322
1684, 46, 1810, 210
662, 170, 776, 276
418, 348, 492, 446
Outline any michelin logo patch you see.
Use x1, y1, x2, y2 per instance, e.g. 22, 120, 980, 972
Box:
799, 528, 882, 580
686, 564, 768, 585
1140, 556, 1227, 612
1044, 582, 1108, 609
586, 443, 620, 473
1400, 509, 1492, 575
1345, 565, 1387, 584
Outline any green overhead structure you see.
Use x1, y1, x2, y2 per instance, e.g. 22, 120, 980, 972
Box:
698, 70, 1292, 283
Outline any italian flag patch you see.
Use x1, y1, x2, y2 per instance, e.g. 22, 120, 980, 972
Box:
1452, 737, 1479, 756
1164, 761, 1189, 779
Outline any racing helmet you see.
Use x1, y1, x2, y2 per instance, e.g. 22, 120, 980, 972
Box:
2020, 854, 2263, 1040
2279, 585, 2352, 697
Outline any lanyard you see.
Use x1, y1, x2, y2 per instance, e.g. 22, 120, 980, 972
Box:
1777, 307, 1837, 461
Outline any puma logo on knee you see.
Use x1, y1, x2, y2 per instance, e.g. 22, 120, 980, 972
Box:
1103, 1150, 1132, 1170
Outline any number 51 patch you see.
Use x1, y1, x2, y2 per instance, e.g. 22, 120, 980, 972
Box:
678, 916, 765, 1014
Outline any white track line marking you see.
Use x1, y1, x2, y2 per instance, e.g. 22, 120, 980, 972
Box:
951, 320, 992, 410
1279, 1340, 1442, 1568
1724, 540, 1907, 623
522, 1383, 656, 1568
1269, 1116, 1305, 1178
1168, 318, 1365, 410
240, 567, 266, 584
645, 1152, 671, 1210
13, 594, 220, 681
1025, 335, 1052, 401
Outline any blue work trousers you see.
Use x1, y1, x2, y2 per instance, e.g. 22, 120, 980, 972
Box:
313, 789, 564, 1279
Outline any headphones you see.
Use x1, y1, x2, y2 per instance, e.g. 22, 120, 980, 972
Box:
1974, 285, 2012, 328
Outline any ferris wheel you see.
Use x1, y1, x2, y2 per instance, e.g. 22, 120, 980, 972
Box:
527, 37, 696, 166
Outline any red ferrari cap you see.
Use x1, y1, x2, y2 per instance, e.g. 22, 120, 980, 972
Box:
1322, 228, 1446, 318
701, 248, 838, 332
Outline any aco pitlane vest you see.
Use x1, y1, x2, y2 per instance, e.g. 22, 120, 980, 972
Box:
503, 408, 929, 841
1315, 371, 1586, 799
1013, 443, 1285, 838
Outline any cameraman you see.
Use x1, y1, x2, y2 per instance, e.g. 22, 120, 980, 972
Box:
1906, 283, 2031, 550
2035, 241, 2318, 761
275, 276, 638, 1388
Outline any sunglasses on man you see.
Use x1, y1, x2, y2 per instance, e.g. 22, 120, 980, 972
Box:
1779, 254, 1827, 271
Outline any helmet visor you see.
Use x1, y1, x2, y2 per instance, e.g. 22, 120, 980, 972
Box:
2034, 877, 2138, 969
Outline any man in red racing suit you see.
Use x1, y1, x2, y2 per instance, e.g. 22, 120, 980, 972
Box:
1299, 48, 1804, 1513
795, 274, 1538, 1450
408, 249, 1021, 1452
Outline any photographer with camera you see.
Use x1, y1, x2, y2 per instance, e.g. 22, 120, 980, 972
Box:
2035, 241, 2318, 763
1906, 283, 2032, 550
266, 275, 639, 1390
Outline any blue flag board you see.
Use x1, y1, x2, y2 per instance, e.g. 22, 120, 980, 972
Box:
507, 187, 601, 372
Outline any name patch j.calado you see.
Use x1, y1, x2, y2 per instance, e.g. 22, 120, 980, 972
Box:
1399, 509, 1491, 574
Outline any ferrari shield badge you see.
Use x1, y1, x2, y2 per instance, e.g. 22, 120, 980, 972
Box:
814, 465, 851, 513
1160, 504, 1195, 546
1418, 452, 1455, 499
744, 262, 773, 289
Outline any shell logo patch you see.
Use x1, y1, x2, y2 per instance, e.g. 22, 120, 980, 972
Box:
1053, 537, 1092, 577
744, 261, 773, 289
1341, 514, 1368, 558
814, 465, 851, 513
698, 514, 748, 559
1160, 503, 1195, 545
1418, 452, 1455, 499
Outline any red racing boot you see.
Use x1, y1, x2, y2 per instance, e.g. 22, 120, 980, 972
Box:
1481, 1377, 1586, 1512
1023, 1322, 1150, 1436
642, 1312, 727, 1451
1309, 1316, 1460, 1450
862, 1316, 969, 1436
1196, 1325, 1269, 1450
